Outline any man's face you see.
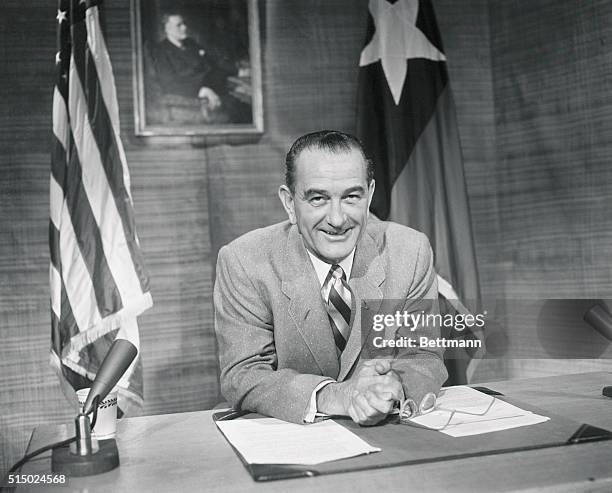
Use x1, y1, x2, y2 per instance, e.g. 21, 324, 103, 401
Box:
279, 147, 375, 264
165, 15, 188, 43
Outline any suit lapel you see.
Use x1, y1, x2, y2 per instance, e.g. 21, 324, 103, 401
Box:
338, 229, 385, 381
280, 226, 339, 379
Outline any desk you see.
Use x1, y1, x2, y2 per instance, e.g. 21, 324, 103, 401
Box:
17, 372, 612, 492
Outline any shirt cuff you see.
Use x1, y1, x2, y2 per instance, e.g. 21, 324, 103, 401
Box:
303, 379, 335, 423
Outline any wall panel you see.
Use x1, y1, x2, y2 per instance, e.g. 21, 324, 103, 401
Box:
489, 0, 612, 377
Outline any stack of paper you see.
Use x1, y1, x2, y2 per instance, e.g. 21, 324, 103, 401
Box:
408, 386, 550, 437
216, 418, 380, 465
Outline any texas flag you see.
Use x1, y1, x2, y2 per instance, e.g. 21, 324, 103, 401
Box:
356, 0, 482, 382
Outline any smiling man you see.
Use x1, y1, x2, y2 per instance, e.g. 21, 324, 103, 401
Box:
214, 130, 446, 425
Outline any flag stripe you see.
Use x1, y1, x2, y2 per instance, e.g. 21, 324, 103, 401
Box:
58, 197, 103, 333
53, 129, 124, 316
86, 7, 121, 135
75, 12, 149, 292
81, 56, 149, 290
51, 309, 62, 357
60, 281, 78, 348
50, 262, 62, 318
53, 88, 70, 150
388, 86, 479, 302
69, 23, 149, 301
67, 58, 145, 308
49, 215, 61, 270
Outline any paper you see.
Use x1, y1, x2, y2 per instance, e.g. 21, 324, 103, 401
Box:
408, 386, 550, 437
216, 417, 380, 465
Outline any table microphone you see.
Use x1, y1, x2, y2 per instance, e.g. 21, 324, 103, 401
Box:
583, 303, 612, 398
52, 338, 138, 476
82, 339, 138, 414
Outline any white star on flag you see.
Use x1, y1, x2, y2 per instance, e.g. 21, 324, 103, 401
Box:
359, 0, 446, 105
56, 10, 67, 24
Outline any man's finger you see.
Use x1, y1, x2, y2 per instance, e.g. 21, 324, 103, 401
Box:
347, 399, 368, 424
363, 390, 395, 415
353, 395, 386, 426
353, 392, 385, 421
369, 381, 404, 402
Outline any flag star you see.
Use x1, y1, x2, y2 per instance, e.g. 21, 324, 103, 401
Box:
360, 0, 446, 105
56, 9, 67, 23
55, 51, 61, 64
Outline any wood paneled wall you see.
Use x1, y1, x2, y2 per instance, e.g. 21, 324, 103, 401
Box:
488, 0, 612, 378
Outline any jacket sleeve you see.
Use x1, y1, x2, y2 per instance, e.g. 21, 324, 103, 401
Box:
390, 233, 448, 404
213, 245, 331, 423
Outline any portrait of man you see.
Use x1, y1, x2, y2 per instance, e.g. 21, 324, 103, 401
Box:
133, 0, 262, 135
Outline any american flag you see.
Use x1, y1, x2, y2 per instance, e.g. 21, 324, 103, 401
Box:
50, 0, 152, 413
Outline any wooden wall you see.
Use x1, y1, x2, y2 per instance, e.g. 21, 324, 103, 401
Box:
487, 0, 612, 377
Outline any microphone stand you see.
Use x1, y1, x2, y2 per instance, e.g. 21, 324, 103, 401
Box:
51, 339, 138, 476
583, 303, 612, 398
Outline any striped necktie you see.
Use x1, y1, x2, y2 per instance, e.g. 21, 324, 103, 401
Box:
321, 265, 353, 353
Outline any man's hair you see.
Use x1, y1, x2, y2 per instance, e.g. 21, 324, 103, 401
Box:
284, 130, 375, 193
161, 12, 183, 28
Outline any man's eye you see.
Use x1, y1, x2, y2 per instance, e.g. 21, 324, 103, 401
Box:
309, 196, 325, 205
344, 194, 361, 203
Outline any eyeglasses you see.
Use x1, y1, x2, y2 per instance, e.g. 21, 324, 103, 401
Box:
397, 392, 497, 431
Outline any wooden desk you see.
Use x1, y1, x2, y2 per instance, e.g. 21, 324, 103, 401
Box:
17, 372, 612, 492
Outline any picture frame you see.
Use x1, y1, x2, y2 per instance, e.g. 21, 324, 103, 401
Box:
130, 0, 263, 137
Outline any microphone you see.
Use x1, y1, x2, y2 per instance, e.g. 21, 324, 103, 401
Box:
52, 338, 138, 476
82, 339, 138, 415
583, 303, 612, 342
583, 303, 612, 398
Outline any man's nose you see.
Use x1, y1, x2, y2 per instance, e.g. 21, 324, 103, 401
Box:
327, 200, 347, 228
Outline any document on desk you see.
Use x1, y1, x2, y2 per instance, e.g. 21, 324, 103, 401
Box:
216, 417, 381, 465
408, 386, 550, 437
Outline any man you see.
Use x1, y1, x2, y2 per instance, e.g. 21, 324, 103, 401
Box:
154, 13, 226, 109
152, 13, 251, 124
214, 130, 447, 425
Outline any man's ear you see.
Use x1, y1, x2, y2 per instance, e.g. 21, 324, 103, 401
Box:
278, 185, 296, 224
367, 179, 376, 209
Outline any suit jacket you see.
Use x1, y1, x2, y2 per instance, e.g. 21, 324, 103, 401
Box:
213, 219, 447, 423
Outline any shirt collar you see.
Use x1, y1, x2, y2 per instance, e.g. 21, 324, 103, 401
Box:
306, 248, 355, 287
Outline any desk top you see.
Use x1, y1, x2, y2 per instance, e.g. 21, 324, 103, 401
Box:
18, 371, 612, 493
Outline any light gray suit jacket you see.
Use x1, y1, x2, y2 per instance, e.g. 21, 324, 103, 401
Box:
213, 219, 447, 423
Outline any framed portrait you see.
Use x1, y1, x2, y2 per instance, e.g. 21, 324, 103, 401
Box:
131, 0, 263, 136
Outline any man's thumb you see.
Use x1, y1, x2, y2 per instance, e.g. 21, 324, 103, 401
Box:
374, 359, 391, 374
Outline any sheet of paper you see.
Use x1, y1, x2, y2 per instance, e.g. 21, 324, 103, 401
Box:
216, 417, 380, 465
408, 386, 550, 437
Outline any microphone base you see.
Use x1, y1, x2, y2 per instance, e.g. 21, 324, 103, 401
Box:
52, 438, 119, 476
